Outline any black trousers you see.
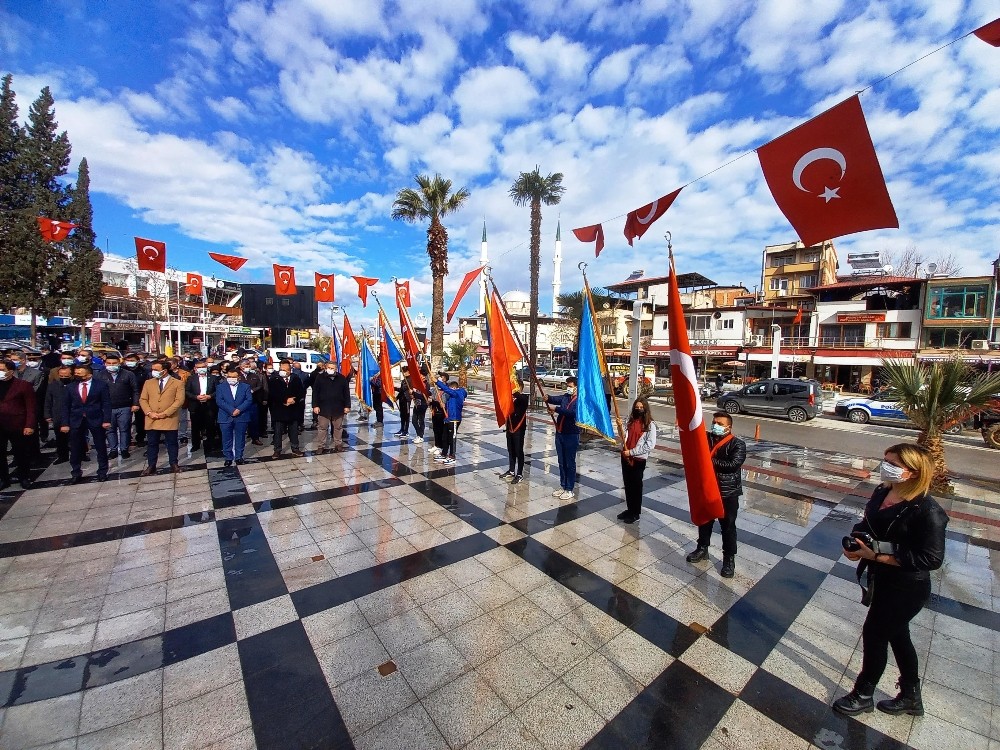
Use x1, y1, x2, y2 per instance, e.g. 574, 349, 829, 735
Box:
189, 406, 217, 449
398, 401, 410, 434
506, 427, 526, 474
273, 420, 299, 452
134, 408, 147, 444
621, 456, 647, 515
0, 428, 32, 482
697, 493, 740, 555
857, 576, 930, 688
54, 429, 70, 461
412, 405, 426, 438
432, 413, 445, 449
70, 421, 108, 477
255, 398, 268, 436
442, 421, 460, 458
372, 398, 384, 424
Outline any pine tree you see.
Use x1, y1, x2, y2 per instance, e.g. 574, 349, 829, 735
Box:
0, 74, 33, 318
65, 158, 104, 338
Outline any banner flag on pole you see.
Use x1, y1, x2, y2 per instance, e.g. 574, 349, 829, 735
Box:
359, 336, 379, 408
134, 237, 166, 273
341, 314, 360, 377
575, 283, 617, 442
185, 273, 203, 296
208, 252, 248, 271
273, 264, 297, 295
37, 217, 76, 241
486, 289, 524, 428
446, 266, 484, 323
395, 279, 411, 307
315, 273, 335, 302
397, 290, 430, 396
667, 252, 725, 526
331, 318, 343, 369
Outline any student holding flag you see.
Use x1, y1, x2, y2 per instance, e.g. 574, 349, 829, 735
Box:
546, 376, 579, 500
499, 380, 529, 484
434, 375, 466, 466
618, 398, 657, 523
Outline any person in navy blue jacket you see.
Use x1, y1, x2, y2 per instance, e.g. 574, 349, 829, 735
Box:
546, 376, 579, 500
435, 376, 466, 466
62, 364, 113, 483
216, 365, 254, 466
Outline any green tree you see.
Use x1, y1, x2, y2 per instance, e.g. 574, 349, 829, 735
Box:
391, 174, 470, 369
880, 358, 1000, 491
445, 340, 478, 389
65, 158, 104, 338
556, 286, 615, 352
509, 166, 565, 398
0, 75, 32, 320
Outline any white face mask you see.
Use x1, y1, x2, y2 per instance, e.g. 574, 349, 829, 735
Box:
226, 377, 239, 386
326, 368, 337, 375
26, 361, 39, 368
0, 371, 9, 380
879, 460, 907, 484
154, 370, 167, 379
196, 368, 208, 375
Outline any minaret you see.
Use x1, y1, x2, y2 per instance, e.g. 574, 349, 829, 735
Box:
479, 220, 488, 316
552, 219, 562, 317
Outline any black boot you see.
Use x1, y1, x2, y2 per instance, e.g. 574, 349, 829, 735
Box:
720, 555, 735, 578
877, 680, 923, 716
832, 683, 875, 716
686, 545, 709, 563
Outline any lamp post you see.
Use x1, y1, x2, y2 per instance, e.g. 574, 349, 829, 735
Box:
770, 323, 782, 378
989, 252, 1000, 347
628, 299, 643, 399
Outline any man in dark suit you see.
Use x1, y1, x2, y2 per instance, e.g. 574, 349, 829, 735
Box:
1, 360, 37, 490
95, 352, 139, 459
61, 364, 112, 483
268, 361, 305, 458
216, 365, 254, 466
185, 359, 218, 452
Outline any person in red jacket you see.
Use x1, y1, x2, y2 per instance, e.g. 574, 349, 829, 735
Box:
0, 360, 37, 490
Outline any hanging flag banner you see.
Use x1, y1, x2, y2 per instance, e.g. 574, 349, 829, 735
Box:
792, 307, 803, 325
624, 188, 682, 247
757, 96, 898, 247
397, 294, 430, 396
486, 289, 524, 428
37, 217, 76, 242
973, 17, 1000, 45
359, 337, 378, 407
341, 314, 360, 377
208, 252, 248, 271
134, 237, 167, 273
185, 273, 203, 296
395, 279, 411, 307
315, 273, 335, 302
353, 276, 378, 306
273, 264, 297, 296
575, 283, 617, 442
572, 224, 605, 257
446, 266, 484, 323
331, 318, 343, 370
667, 254, 724, 526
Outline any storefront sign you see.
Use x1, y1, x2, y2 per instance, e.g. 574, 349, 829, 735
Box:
229, 326, 254, 334
837, 313, 885, 323
90, 322, 101, 343
103, 323, 150, 332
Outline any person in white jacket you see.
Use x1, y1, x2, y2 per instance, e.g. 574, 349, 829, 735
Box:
617, 398, 657, 524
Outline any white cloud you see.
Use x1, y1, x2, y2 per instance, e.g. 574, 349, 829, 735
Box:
453, 66, 539, 124
589, 45, 645, 93
506, 33, 592, 82
206, 95, 251, 121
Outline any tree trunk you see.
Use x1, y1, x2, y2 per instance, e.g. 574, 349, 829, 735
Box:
528, 198, 541, 405
427, 216, 449, 372
30, 308, 37, 345
458, 362, 468, 390
917, 429, 951, 492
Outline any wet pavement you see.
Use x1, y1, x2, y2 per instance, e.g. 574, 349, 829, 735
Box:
0, 393, 997, 749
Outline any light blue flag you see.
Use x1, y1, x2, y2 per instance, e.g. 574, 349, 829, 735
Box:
331, 321, 343, 370
576, 289, 616, 441
383, 324, 405, 365
360, 338, 379, 407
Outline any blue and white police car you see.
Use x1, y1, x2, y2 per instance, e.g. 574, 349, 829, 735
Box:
834, 391, 907, 425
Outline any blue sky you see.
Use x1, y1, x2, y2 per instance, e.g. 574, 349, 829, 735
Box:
3, 0, 999, 329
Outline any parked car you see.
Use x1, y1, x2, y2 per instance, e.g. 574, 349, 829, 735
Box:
0, 340, 41, 355
517, 365, 549, 381
834, 391, 908, 425
538, 368, 577, 388
266, 347, 329, 373
717, 377, 822, 422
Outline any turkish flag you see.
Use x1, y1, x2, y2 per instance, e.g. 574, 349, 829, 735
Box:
792, 307, 803, 325
208, 252, 248, 271
134, 237, 166, 273
667, 260, 724, 526
398, 295, 429, 396
757, 96, 898, 247
446, 266, 484, 323
572, 224, 605, 257
624, 188, 682, 247
973, 17, 1000, 46
37, 217, 76, 242
352, 276, 378, 306
315, 273, 335, 302
186, 273, 203, 296
273, 264, 296, 296
341, 314, 359, 377
395, 279, 411, 307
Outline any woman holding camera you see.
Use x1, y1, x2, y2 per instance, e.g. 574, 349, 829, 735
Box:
832, 443, 947, 718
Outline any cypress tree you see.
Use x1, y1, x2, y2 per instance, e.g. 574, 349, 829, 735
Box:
66, 158, 104, 339
0, 74, 33, 321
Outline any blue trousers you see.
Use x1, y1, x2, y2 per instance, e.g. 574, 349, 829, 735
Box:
555, 432, 580, 491
219, 420, 249, 461
146, 429, 178, 469
107, 407, 132, 452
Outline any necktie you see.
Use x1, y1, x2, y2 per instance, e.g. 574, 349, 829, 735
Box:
81, 382, 88, 403
160, 378, 165, 392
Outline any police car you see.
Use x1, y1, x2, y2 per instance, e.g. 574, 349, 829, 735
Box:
834, 391, 907, 425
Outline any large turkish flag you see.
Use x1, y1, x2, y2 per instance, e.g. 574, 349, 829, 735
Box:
185, 273, 203, 296
273, 264, 296, 296
623, 189, 681, 247
757, 96, 898, 247
134, 237, 166, 273
315, 273, 335, 302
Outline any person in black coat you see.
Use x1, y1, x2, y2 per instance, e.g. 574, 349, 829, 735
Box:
686, 411, 747, 578
292, 362, 310, 432
395, 374, 412, 439
311, 363, 351, 452
369, 372, 384, 425
95, 353, 139, 458
62, 364, 113, 483
833, 443, 947, 719
124, 352, 148, 447
499, 383, 529, 484
44, 365, 74, 464
185, 360, 219, 452
268, 362, 305, 457
411, 387, 428, 444
0, 360, 37, 490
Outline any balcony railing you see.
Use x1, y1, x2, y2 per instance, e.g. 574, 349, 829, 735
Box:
745, 336, 918, 350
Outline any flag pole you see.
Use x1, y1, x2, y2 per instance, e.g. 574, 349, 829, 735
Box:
580, 262, 625, 443
390, 278, 432, 395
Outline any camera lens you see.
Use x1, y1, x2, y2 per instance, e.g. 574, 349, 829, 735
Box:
842, 535, 859, 551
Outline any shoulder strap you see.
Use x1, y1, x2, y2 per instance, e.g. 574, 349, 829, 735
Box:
709, 433, 734, 458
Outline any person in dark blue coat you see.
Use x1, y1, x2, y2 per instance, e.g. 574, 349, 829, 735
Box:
546, 376, 579, 500
62, 364, 113, 483
435, 376, 466, 466
216, 366, 254, 466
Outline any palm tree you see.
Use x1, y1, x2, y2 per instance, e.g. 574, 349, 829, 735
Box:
557, 287, 615, 354
391, 174, 470, 369
880, 358, 1000, 490
446, 341, 479, 389
509, 166, 565, 399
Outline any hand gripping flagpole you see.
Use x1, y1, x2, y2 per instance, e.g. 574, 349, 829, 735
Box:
580, 261, 626, 443
390, 277, 432, 396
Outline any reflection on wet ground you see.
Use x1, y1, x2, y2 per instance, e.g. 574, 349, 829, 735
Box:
0, 396, 996, 749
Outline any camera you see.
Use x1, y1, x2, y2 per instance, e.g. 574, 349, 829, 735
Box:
842, 531, 875, 552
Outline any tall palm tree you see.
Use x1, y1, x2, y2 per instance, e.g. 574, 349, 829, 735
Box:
880, 358, 1000, 490
391, 174, 470, 368
509, 166, 565, 397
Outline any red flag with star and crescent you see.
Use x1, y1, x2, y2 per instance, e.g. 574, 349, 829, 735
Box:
134, 237, 167, 273
341, 314, 360, 377
667, 253, 724, 527
757, 96, 898, 247
315, 273, 335, 303
353, 276, 378, 307
186, 273, 203, 296
397, 287, 429, 397
37, 217, 77, 242
395, 279, 411, 307
208, 252, 248, 271
624, 189, 682, 247
572, 224, 605, 257
273, 264, 296, 296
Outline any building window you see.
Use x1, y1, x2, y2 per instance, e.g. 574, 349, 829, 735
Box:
640, 325, 653, 338
770, 255, 793, 268
819, 324, 865, 346
717, 319, 734, 329
662, 320, 668, 330
804, 253, 820, 263
685, 315, 711, 330
923, 327, 989, 348
926, 285, 989, 319
875, 322, 912, 339
770, 277, 789, 291
800, 274, 818, 289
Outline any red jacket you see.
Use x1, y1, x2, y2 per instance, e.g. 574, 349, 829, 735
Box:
0, 377, 36, 433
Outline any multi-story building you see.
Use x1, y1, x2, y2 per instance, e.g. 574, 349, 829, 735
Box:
761, 240, 839, 308
919, 272, 1000, 365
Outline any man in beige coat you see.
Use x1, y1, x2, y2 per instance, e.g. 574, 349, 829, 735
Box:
139, 360, 187, 475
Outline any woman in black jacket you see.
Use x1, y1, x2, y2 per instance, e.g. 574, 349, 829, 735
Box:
833, 443, 947, 718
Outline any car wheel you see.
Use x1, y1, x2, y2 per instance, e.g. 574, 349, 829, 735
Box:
723, 400, 740, 415
943, 422, 963, 435
847, 409, 870, 424
665, 394, 676, 405
983, 425, 1000, 450
787, 406, 808, 423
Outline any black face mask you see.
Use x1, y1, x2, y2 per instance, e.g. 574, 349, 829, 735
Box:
632, 408, 645, 420
59, 377, 74, 384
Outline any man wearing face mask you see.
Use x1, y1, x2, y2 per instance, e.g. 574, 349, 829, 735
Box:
185, 359, 218, 453
686, 412, 747, 578
311, 361, 351, 453
139, 361, 187, 475
62, 363, 112, 484
44, 365, 74, 464
14, 354, 47, 456
216, 365, 254, 466
77, 347, 105, 372
96, 353, 139, 459
546, 376, 579, 500
268, 362, 305, 457
123, 353, 148, 448
0, 360, 37, 490
242, 359, 267, 445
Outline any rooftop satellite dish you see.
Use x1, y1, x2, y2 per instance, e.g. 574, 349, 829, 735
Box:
882, 264, 893, 273
927, 262, 938, 275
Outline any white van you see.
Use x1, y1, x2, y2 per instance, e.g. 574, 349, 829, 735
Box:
267, 348, 329, 374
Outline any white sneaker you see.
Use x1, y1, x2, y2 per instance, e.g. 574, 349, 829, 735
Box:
559, 489, 575, 500
430, 447, 440, 455
442, 457, 456, 465
552, 489, 564, 497
413, 437, 424, 444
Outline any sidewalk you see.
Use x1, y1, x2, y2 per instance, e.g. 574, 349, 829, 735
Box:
0, 391, 996, 749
